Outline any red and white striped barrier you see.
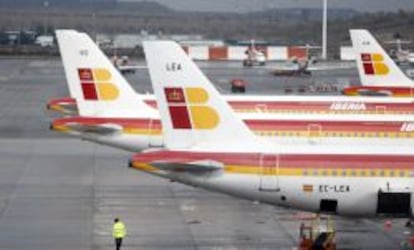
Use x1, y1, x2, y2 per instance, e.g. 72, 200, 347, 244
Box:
182, 46, 308, 61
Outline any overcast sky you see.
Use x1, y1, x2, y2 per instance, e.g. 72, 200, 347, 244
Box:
121, 0, 414, 12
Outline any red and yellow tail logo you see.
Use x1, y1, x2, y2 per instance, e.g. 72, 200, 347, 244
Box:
78, 68, 119, 101
164, 87, 219, 129
361, 53, 389, 75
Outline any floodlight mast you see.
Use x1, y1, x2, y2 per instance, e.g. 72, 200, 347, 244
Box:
322, 0, 328, 60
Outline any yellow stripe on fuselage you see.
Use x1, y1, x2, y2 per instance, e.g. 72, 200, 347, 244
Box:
119, 128, 414, 139
254, 130, 414, 138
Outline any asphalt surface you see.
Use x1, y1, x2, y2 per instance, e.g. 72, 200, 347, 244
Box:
0, 57, 412, 250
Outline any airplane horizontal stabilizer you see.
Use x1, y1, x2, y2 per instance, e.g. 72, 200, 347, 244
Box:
150, 160, 224, 173
65, 123, 122, 135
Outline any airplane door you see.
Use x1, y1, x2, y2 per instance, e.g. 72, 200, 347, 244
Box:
307, 123, 322, 143
259, 154, 280, 192
148, 119, 164, 148
255, 104, 268, 113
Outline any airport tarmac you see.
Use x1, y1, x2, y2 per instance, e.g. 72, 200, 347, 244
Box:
0, 56, 412, 250
128, 60, 360, 95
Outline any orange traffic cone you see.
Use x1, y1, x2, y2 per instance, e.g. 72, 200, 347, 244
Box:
384, 220, 392, 230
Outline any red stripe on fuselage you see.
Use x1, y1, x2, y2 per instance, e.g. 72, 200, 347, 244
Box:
132, 150, 414, 170
52, 116, 410, 134
49, 96, 414, 113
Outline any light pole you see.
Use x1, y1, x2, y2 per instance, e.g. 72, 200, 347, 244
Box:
43, 1, 49, 35
321, 0, 328, 60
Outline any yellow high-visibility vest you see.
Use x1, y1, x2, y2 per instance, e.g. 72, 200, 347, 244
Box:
112, 222, 127, 238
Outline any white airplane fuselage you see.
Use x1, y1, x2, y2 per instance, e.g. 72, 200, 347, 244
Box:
131, 149, 414, 217
52, 113, 414, 152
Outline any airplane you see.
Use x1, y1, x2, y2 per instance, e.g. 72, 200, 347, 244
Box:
47, 94, 414, 117
111, 55, 145, 74
243, 39, 266, 67
343, 29, 414, 97
129, 40, 414, 218
50, 30, 414, 153
271, 57, 313, 77
385, 39, 414, 65
47, 31, 414, 117
270, 44, 355, 77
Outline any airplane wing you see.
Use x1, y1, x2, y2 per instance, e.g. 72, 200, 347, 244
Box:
65, 122, 123, 135
150, 160, 224, 173
117, 64, 147, 71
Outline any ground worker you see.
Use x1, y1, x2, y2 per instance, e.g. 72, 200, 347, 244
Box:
112, 218, 127, 250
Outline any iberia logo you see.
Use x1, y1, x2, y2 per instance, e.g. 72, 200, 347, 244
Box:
164, 87, 219, 129
361, 53, 389, 75
78, 68, 119, 101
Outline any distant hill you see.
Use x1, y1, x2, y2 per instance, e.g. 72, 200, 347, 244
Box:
115, 1, 174, 15
0, 0, 355, 19
0, 0, 171, 11
247, 8, 359, 21
0, 0, 116, 9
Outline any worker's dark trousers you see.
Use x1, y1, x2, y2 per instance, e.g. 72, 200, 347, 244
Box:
115, 238, 123, 250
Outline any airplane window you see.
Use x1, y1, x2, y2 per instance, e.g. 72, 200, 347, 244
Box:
370, 170, 376, 176
360, 170, 366, 176
379, 170, 385, 177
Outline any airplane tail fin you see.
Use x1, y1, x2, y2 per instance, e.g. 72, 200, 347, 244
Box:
350, 29, 413, 87
143, 41, 264, 150
55, 30, 156, 118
